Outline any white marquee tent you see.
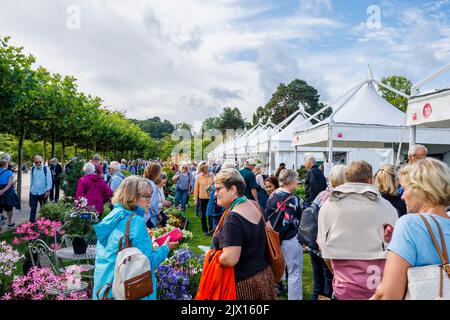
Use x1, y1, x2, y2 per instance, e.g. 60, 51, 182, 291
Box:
257, 109, 324, 174
292, 71, 450, 172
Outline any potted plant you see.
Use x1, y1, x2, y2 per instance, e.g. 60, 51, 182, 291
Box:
62, 197, 99, 255
13, 219, 64, 275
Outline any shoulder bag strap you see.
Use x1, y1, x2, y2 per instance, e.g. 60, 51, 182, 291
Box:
418, 214, 448, 266
118, 214, 135, 252
250, 200, 267, 224
428, 215, 449, 266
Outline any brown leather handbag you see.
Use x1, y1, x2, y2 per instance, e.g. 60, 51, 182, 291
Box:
251, 200, 286, 283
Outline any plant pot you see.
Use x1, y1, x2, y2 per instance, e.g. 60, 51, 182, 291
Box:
72, 237, 88, 255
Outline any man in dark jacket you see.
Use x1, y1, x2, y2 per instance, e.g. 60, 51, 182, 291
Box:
304, 156, 327, 205
49, 158, 63, 202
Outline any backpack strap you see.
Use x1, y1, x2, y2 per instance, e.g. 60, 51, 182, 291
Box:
268, 194, 295, 230
96, 283, 113, 300
118, 214, 135, 252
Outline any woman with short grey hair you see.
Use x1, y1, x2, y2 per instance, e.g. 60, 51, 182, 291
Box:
76, 162, 113, 214
83, 162, 96, 175
265, 169, 304, 300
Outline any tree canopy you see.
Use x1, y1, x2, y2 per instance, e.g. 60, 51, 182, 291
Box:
379, 75, 412, 112
252, 79, 330, 126
131, 116, 175, 139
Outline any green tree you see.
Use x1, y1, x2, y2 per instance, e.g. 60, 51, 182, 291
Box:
131, 117, 175, 139
253, 79, 330, 125
379, 76, 412, 112
201, 117, 220, 132
0, 36, 52, 202
218, 107, 245, 132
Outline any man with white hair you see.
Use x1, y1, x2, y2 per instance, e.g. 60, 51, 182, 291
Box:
120, 159, 128, 171
407, 144, 428, 164
29, 155, 52, 222
0, 153, 13, 171
304, 156, 327, 205
90, 153, 104, 178
108, 161, 125, 192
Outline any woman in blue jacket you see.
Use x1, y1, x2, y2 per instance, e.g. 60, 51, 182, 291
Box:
93, 176, 177, 300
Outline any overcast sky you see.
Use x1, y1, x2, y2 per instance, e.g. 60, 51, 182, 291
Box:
1, 0, 450, 129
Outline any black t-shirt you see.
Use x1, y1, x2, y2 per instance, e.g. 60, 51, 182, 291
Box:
213, 211, 269, 282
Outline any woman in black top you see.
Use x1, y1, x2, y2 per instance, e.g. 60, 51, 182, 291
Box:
374, 165, 407, 217
213, 168, 276, 300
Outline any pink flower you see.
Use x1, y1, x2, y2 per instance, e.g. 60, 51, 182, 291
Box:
1, 293, 12, 300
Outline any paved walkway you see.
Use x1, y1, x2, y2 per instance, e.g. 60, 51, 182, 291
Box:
0, 172, 60, 233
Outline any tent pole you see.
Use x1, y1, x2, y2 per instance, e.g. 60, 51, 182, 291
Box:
294, 145, 298, 171
268, 137, 272, 176
328, 122, 334, 164
409, 126, 417, 146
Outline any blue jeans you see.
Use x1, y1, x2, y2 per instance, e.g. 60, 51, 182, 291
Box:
174, 188, 188, 210
309, 251, 333, 300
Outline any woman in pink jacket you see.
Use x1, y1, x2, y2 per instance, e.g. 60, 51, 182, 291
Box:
76, 162, 113, 214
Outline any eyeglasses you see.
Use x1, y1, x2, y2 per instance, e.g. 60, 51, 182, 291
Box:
141, 194, 152, 201
35, 161, 42, 164
216, 186, 227, 193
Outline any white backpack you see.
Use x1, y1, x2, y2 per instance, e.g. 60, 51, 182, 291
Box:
97, 214, 153, 300
405, 214, 450, 300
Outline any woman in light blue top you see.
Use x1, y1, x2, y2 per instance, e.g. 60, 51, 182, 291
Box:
373, 158, 450, 300
93, 176, 178, 300
144, 162, 162, 229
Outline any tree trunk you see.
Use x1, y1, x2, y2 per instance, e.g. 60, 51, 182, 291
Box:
51, 130, 56, 159
61, 141, 65, 165
17, 127, 26, 205
43, 140, 47, 162
74, 143, 78, 158
93, 142, 97, 154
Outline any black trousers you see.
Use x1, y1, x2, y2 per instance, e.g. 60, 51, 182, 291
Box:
50, 179, 60, 202
310, 251, 333, 300
199, 199, 212, 233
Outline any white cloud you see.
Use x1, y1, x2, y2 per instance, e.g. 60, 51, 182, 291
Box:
1, 0, 449, 126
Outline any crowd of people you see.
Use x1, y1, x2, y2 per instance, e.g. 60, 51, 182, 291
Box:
0, 142, 449, 300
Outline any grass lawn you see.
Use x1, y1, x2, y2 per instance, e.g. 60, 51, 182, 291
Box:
184, 195, 314, 300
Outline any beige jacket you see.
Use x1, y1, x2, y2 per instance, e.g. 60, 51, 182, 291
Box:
317, 183, 398, 260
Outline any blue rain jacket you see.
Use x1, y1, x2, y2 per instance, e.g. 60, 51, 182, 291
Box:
93, 203, 169, 300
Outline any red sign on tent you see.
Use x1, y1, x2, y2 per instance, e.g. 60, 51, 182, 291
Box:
422, 103, 432, 119
337, 133, 343, 139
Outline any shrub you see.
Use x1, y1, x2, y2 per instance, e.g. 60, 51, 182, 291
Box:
38, 201, 75, 223
295, 185, 306, 200
61, 160, 85, 201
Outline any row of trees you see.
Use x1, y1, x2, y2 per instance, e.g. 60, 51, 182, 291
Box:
0, 36, 158, 202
